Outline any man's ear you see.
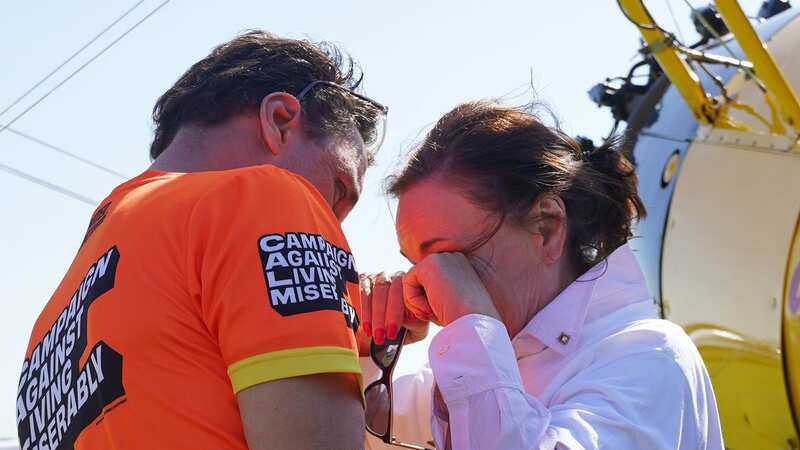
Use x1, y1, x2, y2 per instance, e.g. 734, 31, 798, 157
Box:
258, 92, 303, 156
529, 194, 568, 265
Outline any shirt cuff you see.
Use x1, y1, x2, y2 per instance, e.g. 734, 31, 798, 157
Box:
428, 314, 525, 404
227, 346, 362, 394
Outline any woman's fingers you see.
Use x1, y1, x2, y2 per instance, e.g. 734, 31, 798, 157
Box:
385, 273, 405, 340
404, 252, 498, 326
359, 274, 373, 337
403, 265, 434, 321
405, 298, 432, 321
371, 272, 390, 345
361, 269, 432, 344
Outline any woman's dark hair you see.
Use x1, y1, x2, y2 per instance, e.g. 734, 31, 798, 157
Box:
386, 100, 646, 273
149, 30, 380, 160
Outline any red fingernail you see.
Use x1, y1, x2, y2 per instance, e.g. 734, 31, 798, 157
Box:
363, 322, 372, 336
374, 328, 385, 345
386, 324, 398, 340
405, 310, 414, 322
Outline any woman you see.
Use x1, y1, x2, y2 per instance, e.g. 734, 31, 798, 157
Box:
362, 100, 723, 449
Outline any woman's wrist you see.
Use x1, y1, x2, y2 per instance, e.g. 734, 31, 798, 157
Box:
450, 300, 502, 324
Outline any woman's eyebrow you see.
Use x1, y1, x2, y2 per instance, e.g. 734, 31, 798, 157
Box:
400, 238, 449, 264
419, 237, 446, 253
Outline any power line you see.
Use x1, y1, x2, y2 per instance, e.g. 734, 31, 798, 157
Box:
665, 0, 686, 43
3, 126, 129, 179
0, 0, 145, 120
681, 0, 740, 59
0, 162, 98, 207
0, 0, 172, 136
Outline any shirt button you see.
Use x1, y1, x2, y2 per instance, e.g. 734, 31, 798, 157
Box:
558, 333, 570, 345
438, 344, 450, 355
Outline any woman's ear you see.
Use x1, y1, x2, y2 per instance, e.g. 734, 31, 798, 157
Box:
258, 92, 303, 156
530, 194, 568, 265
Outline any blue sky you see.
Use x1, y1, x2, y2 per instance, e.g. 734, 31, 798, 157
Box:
0, 0, 763, 439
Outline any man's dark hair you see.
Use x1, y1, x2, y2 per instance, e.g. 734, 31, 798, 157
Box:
149, 30, 380, 160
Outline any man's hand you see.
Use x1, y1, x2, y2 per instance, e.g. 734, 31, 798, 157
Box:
403, 252, 500, 326
361, 272, 429, 346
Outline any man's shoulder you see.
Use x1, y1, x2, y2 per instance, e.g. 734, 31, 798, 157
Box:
181, 165, 339, 236
122, 164, 317, 211
193, 165, 318, 205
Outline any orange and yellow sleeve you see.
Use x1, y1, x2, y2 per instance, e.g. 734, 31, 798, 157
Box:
187, 168, 363, 394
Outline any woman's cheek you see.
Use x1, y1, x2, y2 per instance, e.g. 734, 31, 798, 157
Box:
469, 258, 503, 305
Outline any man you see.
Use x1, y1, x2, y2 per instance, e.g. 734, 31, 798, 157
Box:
16, 31, 387, 450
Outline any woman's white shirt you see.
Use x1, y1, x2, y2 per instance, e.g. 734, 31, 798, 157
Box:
424, 244, 724, 449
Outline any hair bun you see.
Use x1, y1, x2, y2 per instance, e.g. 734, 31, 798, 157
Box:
586, 137, 624, 171
575, 136, 596, 162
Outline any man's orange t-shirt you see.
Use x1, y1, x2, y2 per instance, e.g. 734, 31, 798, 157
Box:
16, 165, 363, 450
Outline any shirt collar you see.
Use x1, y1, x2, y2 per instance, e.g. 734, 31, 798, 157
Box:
510, 243, 651, 358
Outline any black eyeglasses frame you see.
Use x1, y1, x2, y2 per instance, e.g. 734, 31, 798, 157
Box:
296, 80, 389, 114
364, 327, 433, 450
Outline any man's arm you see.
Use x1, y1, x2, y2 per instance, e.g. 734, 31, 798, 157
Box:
189, 173, 368, 449
238, 373, 365, 450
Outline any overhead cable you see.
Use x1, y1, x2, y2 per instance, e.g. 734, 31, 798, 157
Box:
0, 0, 172, 136
3, 126, 128, 179
0, 0, 145, 120
0, 162, 98, 206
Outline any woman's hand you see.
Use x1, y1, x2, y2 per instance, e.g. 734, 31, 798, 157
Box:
361, 272, 430, 346
403, 252, 500, 326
